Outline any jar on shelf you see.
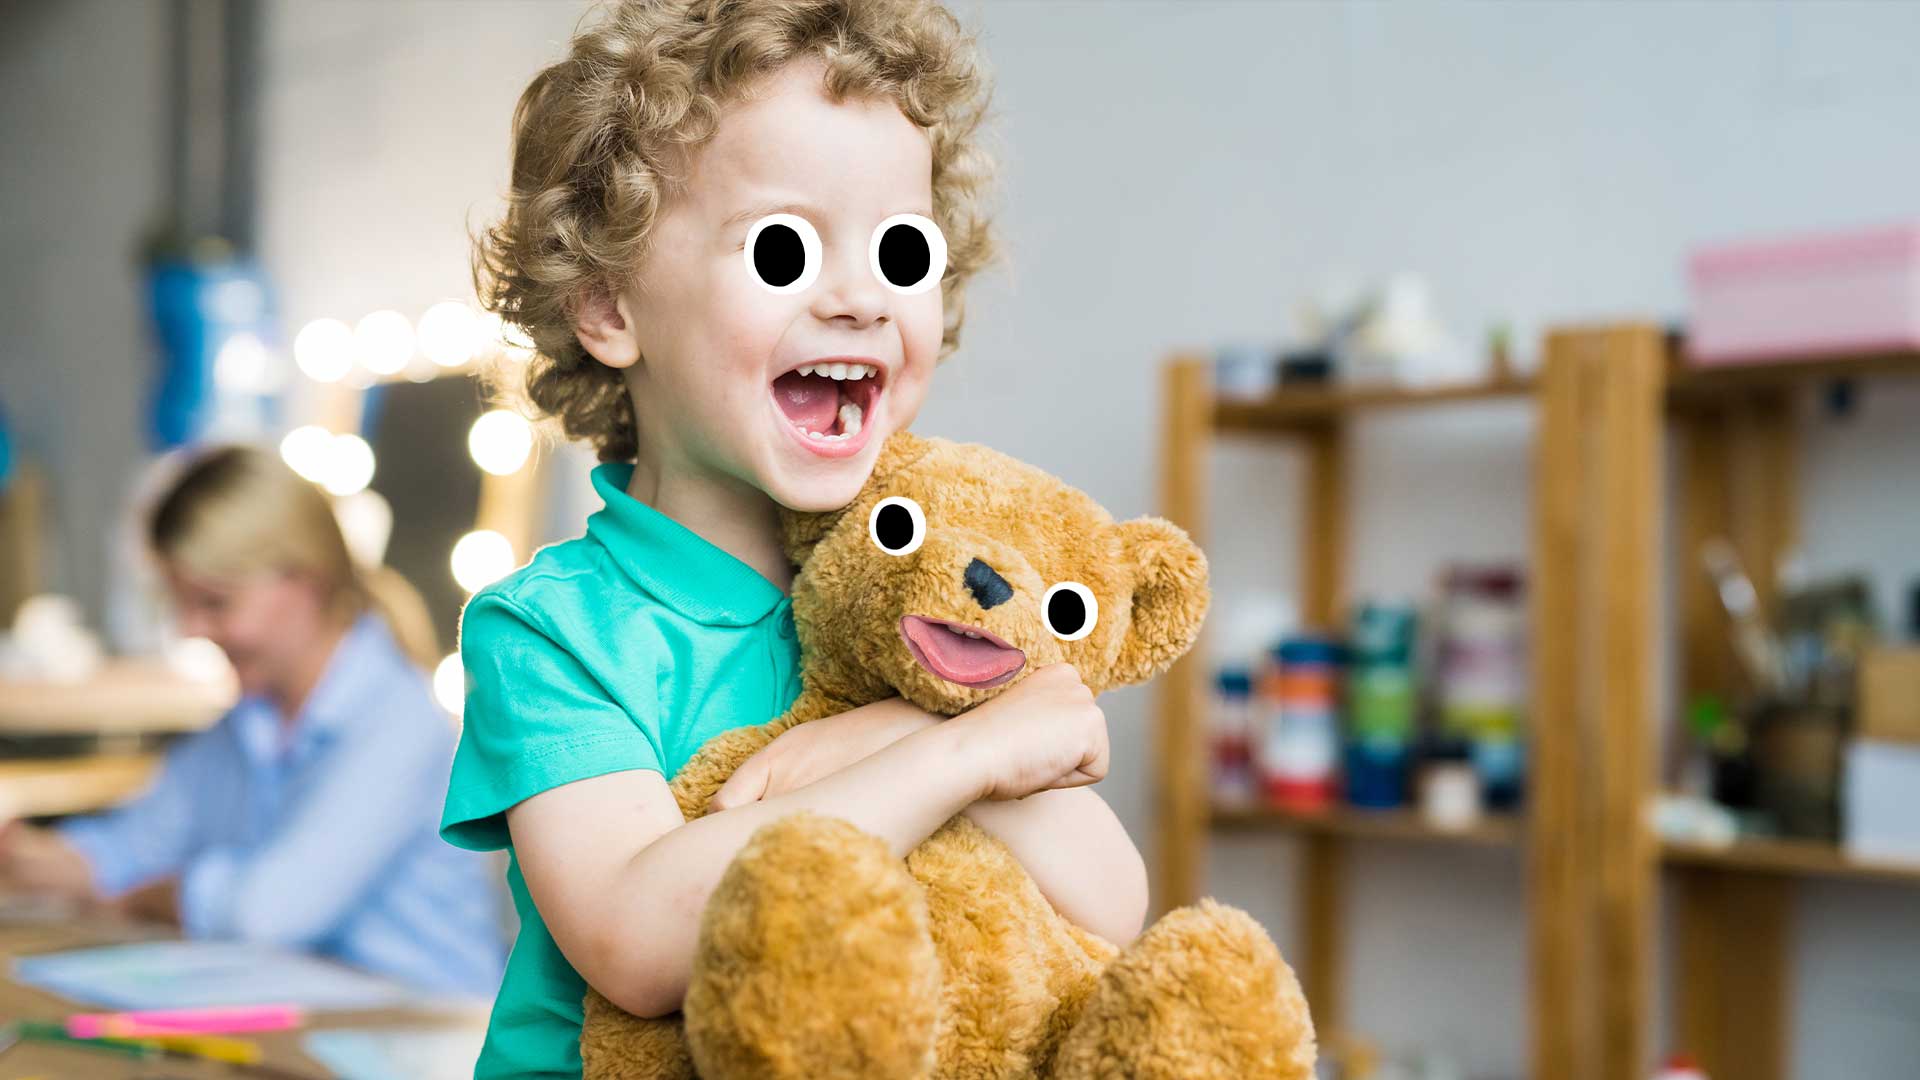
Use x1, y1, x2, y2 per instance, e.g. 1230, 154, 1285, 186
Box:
1436, 565, 1527, 810
1209, 667, 1257, 806
1346, 602, 1418, 809
1258, 635, 1344, 812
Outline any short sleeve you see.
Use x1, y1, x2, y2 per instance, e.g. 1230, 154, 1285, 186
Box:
440, 591, 664, 851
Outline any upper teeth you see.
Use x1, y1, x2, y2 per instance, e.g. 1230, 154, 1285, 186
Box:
796, 362, 878, 380
950, 626, 983, 639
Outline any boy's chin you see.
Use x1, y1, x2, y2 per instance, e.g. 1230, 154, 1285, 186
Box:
765, 460, 873, 514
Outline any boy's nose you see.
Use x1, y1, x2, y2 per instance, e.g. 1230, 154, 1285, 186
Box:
964, 557, 1013, 610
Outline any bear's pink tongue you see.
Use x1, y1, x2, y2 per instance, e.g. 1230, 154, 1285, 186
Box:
900, 616, 1026, 687
772, 370, 840, 433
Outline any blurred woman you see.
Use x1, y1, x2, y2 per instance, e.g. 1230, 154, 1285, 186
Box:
0, 444, 506, 997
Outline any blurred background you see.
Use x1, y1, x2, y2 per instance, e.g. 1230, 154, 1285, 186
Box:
3, 2, 1919, 1078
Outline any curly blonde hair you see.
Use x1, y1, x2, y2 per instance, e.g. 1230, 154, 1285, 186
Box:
472, 0, 1002, 463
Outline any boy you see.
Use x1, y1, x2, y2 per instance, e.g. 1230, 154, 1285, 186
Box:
444, 3, 1145, 1076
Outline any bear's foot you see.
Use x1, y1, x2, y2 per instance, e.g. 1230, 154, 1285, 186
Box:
1049, 898, 1315, 1080
685, 811, 941, 1080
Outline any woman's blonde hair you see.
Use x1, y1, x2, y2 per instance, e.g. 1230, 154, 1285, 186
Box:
472, 0, 1002, 462
146, 444, 442, 673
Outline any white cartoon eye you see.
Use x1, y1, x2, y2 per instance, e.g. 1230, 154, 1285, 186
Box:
745, 213, 822, 294
869, 213, 947, 295
1042, 582, 1097, 641
868, 496, 926, 556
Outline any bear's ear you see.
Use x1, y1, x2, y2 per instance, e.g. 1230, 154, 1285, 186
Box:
778, 429, 941, 567
1108, 516, 1210, 687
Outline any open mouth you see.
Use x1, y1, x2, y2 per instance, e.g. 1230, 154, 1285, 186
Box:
770, 358, 886, 459
898, 615, 1026, 689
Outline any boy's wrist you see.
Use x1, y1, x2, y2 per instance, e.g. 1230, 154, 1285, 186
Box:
920, 712, 993, 805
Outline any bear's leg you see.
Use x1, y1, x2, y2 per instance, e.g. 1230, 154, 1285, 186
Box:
684, 811, 941, 1080
1048, 898, 1315, 1080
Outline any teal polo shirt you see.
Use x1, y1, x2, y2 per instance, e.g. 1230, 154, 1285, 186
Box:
441, 461, 804, 1080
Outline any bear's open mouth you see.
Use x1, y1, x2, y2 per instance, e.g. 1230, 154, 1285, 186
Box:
898, 615, 1026, 689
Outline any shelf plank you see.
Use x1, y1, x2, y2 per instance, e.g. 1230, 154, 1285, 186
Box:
1667, 346, 1920, 401
1210, 803, 1521, 847
0, 660, 236, 736
1662, 837, 1920, 885
0, 754, 160, 819
1213, 376, 1536, 433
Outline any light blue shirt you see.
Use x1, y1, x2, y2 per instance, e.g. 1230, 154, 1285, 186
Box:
58, 612, 508, 998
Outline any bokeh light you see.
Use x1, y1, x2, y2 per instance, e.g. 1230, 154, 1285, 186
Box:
451, 529, 515, 593
354, 310, 415, 375
467, 409, 534, 476
293, 318, 355, 383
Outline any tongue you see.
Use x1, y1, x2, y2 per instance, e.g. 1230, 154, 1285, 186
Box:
773, 371, 840, 433
902, 618, 1026, 685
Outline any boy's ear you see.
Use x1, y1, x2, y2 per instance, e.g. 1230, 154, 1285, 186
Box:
572, 283, 641, 369
778, 430, 941, 567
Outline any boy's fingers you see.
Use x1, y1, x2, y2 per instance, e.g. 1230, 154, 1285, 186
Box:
709, 757, 770, 812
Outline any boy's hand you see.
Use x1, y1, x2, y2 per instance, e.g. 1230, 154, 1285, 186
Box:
708, 698, 941, 812
950, 663, 1109, 802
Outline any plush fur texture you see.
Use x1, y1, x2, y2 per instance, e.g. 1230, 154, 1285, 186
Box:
579, 431, 1316, 1079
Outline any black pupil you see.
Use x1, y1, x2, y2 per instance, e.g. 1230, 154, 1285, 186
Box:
878, 223, 930, 288
1047, 589, 1087, 634
875, 504, 915, 550
753, 223, 806, 287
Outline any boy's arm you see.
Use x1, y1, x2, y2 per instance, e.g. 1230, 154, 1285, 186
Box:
960, 788, 1148, 947
510, 716, 989, 1020
712, 702, 1149, 946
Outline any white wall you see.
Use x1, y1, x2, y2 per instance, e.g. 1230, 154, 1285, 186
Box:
19, 1, 1915, 1075
0, 1, 169, 624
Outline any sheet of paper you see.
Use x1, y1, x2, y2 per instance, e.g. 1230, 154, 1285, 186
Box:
303, 1026, 488, 1080
10, 940, 423, 1011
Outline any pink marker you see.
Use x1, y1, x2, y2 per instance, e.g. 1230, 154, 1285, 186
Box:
65, 1004, 304, 1039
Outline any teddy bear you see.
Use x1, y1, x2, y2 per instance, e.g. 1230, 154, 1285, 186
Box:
579, 430, 1315, 1080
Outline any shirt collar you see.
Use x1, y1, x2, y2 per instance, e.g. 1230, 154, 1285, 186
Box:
233, 611, 392, 760
583, 462, 787, 627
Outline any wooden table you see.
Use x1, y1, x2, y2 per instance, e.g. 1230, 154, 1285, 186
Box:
0, 659, 238, 822
0, 755, 162, 821
0, 904, 489, 1079
0, 661, 235, 738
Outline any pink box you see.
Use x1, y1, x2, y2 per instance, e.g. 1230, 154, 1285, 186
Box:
1686, 222, 1920, 365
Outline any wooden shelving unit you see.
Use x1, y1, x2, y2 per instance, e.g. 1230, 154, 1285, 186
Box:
1151, 329, 1920, 1080
1662, 836, 1920, 886
1151, 356, 1547, 1068
1212, 804, 1522, 848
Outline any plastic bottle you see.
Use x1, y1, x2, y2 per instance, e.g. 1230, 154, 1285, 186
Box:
1654, 1054, 1708, 1080
1259, 636, 1343, 812
1346, 602, 1417, 808
1210, 668, 1256, 805
1437, 565, 1527, 810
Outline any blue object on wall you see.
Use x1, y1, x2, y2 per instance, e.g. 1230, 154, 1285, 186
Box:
144, 257, 283, 451
0, 402, 14, 491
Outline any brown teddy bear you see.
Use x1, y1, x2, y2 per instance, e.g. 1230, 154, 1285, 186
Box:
579, 430, 1315, 1080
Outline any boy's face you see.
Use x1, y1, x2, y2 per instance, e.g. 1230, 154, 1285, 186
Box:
587, 56, 943, 514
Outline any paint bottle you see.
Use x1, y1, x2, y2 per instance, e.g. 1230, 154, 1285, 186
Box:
1346, 602, 1418, 808
1437, 565, 1527, 811
1210, 667, 1257, 806
1259, 635, 1344, 812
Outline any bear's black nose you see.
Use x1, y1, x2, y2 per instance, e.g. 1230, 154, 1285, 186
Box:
964, 557, 1013, 610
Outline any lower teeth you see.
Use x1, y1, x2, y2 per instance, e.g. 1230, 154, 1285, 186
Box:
801, 399, 865, 442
